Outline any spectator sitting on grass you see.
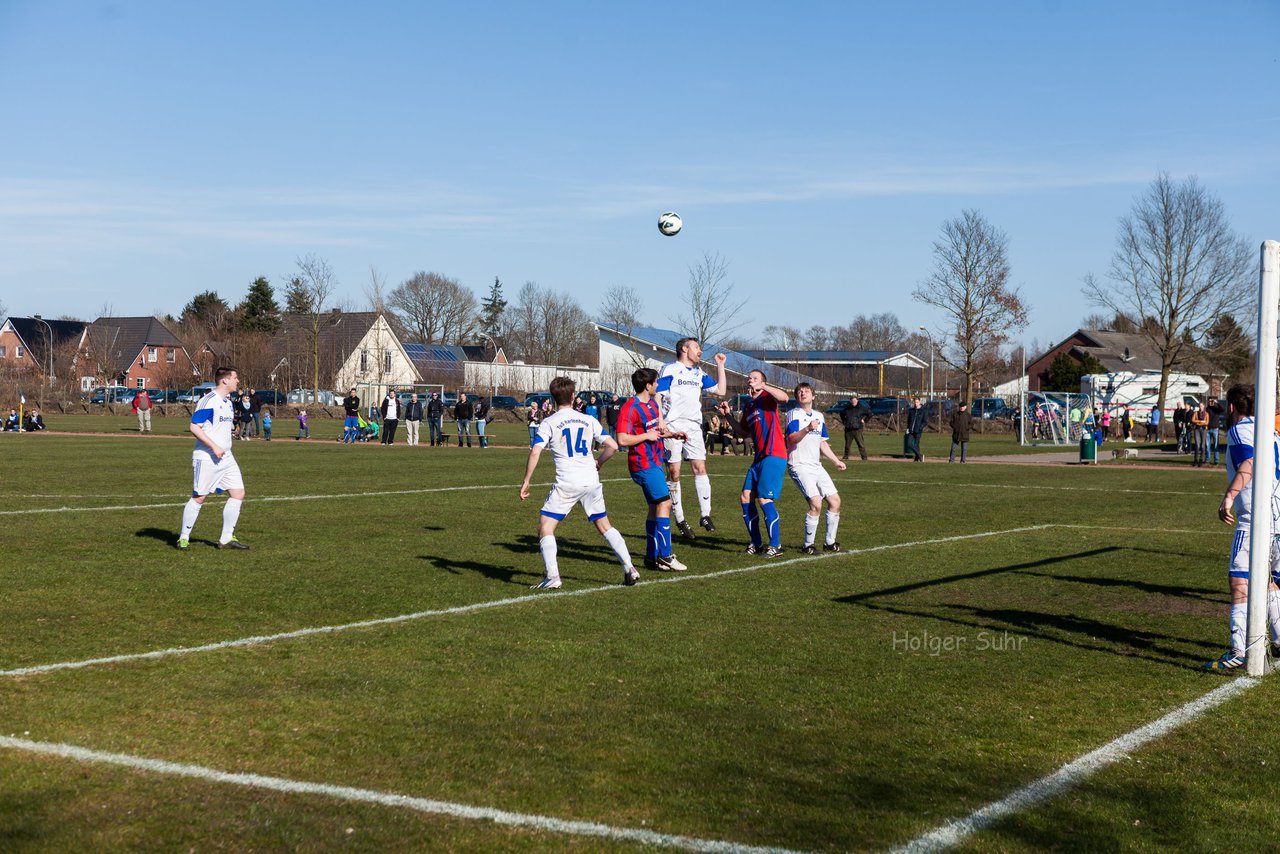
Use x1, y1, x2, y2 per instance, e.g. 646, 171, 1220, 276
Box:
4, 409, 19, 431
23, 408, 46, 431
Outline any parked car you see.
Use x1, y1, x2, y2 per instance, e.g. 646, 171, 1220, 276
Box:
178, 383, 217, 403
88, 386, 132, 405
523, 392, 552, 408
863, 396, 910, 417
488, 395, 520, 410
970, 397, 1012, 420
254, 390, 287, 406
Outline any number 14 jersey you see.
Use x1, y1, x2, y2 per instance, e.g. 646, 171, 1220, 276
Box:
533, 407, 608, 489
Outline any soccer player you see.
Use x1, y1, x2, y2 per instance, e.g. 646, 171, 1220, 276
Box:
719, 369, 790, 557
656, 337, 727, 539
519, 377, 639, 589
177, 365, 250, 550
786, 383, 846, 555
615, 367, 688, 572
1205, 383, 1280, 670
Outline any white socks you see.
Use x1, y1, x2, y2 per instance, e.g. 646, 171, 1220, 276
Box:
220, 498, 242, 544
1231, 603, 1247, 655
694, 473, 711, 518
669, 481, 684, 523
602, 527, 631, 568
804, 513, 819, 547
539, 535, 559, 579
825, 511, 840, 545
180, 498, 201, 539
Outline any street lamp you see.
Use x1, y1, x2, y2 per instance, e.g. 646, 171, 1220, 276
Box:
917, 326, 934, 403
32, 314, 54, 402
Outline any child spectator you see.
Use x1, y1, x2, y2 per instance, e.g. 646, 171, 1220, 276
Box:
261, 409, 273, 441
297, 410, 309, 440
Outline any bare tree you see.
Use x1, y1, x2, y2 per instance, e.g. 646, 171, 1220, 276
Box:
596, 285, 650, 371
670, 251, 748, 345
761, 324, 803, 350
388, 271, 477, 345
365, 265, 389, 314
832, 312, 912, 351
913, 209, 1029, 403
294, 254, 338, 397
506, 282, 595, 366
1084, 173, 1254, 412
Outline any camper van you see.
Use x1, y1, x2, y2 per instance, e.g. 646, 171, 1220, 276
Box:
1081, 372, 1209, 422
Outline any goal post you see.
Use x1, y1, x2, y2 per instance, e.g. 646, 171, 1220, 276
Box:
1247, 240, 1279, 676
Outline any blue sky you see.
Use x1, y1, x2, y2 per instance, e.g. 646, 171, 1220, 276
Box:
2, 1, 1278, 350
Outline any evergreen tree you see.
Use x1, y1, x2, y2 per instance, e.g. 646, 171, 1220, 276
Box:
238, 276, 282, 333
1045, 352, 1105, 392
283, 276, 314, 314
180, 291, 232, 334
479, 277, 507, 339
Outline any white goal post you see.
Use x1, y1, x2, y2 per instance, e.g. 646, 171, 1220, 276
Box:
1247, 240, 1279, 676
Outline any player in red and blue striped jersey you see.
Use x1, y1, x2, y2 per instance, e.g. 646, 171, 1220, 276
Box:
616, 367, 689, 572
719, 369, 790, 557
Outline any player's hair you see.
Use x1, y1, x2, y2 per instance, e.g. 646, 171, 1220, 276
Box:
549, 376, 576, 406
1227, 383, 1255, 417
631, 367, 658, 393
214, 365, 237, 384
749, 369, 767, 383
675, 337, 698, 359
794, 382, 812, 398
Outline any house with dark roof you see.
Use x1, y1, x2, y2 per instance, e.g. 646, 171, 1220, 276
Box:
274, 311, 421, 397
87, 316, 196, 389
1027, 329, 1222, 394
0, 316, 90, 383
739, 349, 928, 396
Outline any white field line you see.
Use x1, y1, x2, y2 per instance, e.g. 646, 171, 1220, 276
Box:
0, 735, 809, 854
1, 525, 1050, 678
841, 477, 1216, 497
887, 677, 1259, 854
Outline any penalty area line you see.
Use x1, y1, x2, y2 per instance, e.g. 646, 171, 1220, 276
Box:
886, 677, 1259, 854
0, 735, 810, 854
1, 525, 1048, 679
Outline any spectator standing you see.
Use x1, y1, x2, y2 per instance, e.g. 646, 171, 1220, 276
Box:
379, 390, 400, 445
473, 395, 490, 448
132, 389, 153, 433
1121, 406, 1134, 442
1099, 408, 1111, 444
341, 388, 360, 444
261, 409, 273, 441
1146, 406, 1161, 442
840, 393, 871, 461
249, 389, 263, 437
455, 393, 474, 447
1207, 396, 1225, 465
238, 393, 254, 440
426, 392, 445, 446
948, 401, 972, 463
1191, 402, 1210, 467
296, 410, 309, 440
403, 393, 423, 446
526, 399, 542, 443
906, 396, 927, 462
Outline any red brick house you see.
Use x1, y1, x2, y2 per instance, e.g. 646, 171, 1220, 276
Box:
87, 316, 197, 389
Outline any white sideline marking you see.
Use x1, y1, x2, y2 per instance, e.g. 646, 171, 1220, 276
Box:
0, 735, 808, 854
842, 477, 1216, 497
1, 526, 1048, 678
887, 677, 1259, 854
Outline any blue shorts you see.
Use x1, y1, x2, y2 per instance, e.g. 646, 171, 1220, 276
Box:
742, 456, 787, 501
344, 416, 358, 429
631, 467, 671, 504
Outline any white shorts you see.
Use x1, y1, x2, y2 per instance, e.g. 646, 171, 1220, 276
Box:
192, 453, 245, 497
664, 420, 706, 463
1228, 526, 1280, 580
788, 463, 838, 500
540, 481, 608, 522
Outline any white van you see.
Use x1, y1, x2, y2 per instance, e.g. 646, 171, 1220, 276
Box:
1081, 372, 1208, 422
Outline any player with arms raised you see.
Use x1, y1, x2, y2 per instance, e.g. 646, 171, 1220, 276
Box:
519, 376, 639, 589
616, 367, 689, 572
177, 365, 250, 550
656, 337, 727, 539
719, 369, 789, 557
786, 383, 846, 554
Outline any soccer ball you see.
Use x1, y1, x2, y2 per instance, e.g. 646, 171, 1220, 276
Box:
657, 211, 682, 236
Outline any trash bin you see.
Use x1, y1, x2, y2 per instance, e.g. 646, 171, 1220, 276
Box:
1079, 433, 1097, 464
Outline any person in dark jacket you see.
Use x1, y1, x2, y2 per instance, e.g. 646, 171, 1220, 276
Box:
403, 393, 424, 446
249, 389, 263, 437
948, 401, 972, 463
379, 389, 400, 445
840, 393, 871, 461
426, 392, 445, 446
906, 397, 927, 462
454, 393, 475, 447
342, 388, 361, 443
473, 395, 490, 448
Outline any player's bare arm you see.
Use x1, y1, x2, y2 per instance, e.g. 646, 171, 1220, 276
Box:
519, 445, 543, 501
595, 436, 620, 469
1219, 458, 1251, 525
712, 351, 728, 396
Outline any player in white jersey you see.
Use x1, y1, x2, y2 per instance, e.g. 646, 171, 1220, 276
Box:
519, 377, 639, 589
786, 383, 846, 554
1206, 383, 1280, 671
177, 365, 249, 550
655, 337, 727, 539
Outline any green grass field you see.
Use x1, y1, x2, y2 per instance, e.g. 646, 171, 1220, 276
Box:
0, 428, 1273, 852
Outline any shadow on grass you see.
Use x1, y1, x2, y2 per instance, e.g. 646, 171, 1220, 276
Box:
416, 556, 538, 586
1019, 571, 1221, 602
